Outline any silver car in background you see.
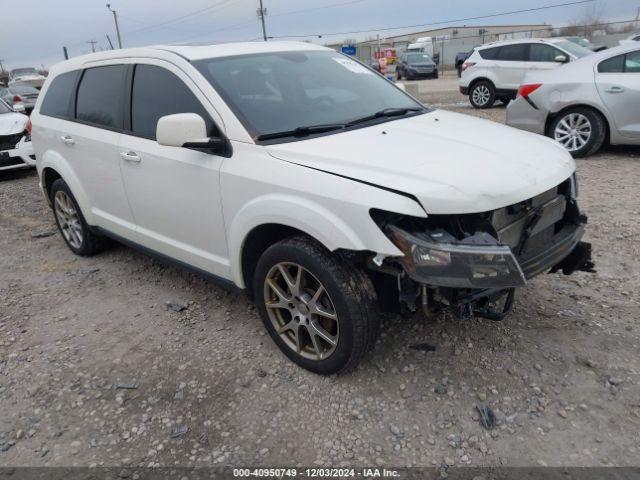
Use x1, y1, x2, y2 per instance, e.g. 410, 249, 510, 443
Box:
507, 43, 640, 157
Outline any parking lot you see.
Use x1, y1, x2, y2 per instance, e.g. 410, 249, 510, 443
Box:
1, 76, 639, 468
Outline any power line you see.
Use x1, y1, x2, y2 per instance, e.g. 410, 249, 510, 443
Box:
123, 0, 236, 36
267, 0, 596, 39
269, 0, 369, 18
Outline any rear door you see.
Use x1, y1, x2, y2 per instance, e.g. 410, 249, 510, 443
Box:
493, 43, 530, 90
118, 61, 229, 277
596, 50, 640, 139
69, 64, 136, 235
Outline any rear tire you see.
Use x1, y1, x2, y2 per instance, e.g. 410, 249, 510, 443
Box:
50, 178, 108, 256
469, 80, 496, 109
254, 236, 379, 375
548, 107, 606, 158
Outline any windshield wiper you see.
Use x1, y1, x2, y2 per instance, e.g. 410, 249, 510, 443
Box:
256, 123, 347, 141
347, 107, 424, 126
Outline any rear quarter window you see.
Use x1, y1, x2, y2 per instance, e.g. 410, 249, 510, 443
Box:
39, 71, 79, 119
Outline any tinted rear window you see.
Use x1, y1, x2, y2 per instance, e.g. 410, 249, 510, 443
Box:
76, 65, 126, 129
12, 85, 40, 94
479, 47, 500, 60
40, 71, 78, 118
130, 64, 217, 140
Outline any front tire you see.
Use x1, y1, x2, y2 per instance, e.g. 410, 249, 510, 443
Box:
50, 178, 107, 256
549, 107, 606, 158
254, 236, 379, 375
469, 80, 495, 109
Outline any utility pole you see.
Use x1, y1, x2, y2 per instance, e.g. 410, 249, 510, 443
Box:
87, 40, 98, 53
257, 0, 268, 41
0, 59, 5, 74
106, 4, 123, 48
106, 34, 115, 50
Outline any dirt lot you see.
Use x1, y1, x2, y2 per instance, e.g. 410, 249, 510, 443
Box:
1, 78, 639, 469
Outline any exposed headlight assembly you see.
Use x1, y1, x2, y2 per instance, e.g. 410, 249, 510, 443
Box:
387, 225, 526, 289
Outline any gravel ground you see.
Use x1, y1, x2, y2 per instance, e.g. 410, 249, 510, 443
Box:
1, 78, 639, 469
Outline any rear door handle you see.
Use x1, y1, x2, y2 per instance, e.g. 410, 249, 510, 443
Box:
120, 151, 141, 163
605, 86, 625, 93
60, 135, 75, 145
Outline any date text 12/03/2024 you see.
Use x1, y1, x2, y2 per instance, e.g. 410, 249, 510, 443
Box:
232, 468, 400, 478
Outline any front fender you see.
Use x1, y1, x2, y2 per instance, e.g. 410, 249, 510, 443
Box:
38, 149, 96, 225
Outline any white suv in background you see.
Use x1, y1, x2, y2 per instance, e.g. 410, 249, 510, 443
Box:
31, 42, 593, 374
460, 38, 593, 108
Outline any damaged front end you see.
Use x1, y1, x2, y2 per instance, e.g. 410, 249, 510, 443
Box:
370, 175, 594, 320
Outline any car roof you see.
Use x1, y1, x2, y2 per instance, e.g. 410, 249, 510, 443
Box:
476, 37, 569, 50
50, 41, 331, 73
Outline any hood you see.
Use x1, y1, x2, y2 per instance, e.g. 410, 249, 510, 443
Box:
266, 110, 575, 214
0, 112, 28, 136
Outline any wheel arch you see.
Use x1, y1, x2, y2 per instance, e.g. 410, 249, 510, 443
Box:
545, 104, 611, 143
468, 76, 496, 91
228, 193, 407, 291
38, 151, 95, 224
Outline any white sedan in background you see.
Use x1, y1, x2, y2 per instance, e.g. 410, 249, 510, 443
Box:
507, 43, 640, 157
0, 99, 35, 171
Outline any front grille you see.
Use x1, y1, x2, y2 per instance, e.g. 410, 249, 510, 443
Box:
0, 132, 23, 151
489, 177, 580, 277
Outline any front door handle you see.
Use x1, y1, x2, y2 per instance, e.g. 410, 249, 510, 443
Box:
60, 135, 75, 145
605, 86, 625, 94
120, 151, 141, 163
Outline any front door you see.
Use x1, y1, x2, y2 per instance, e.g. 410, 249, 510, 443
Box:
118, 62, 230, 278
596, 49, 640, 140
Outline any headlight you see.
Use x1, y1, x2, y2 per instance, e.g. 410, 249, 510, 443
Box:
387, 225, 526, 289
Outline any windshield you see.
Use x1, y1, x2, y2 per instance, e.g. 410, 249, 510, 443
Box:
407, 53, 433, 64
11, 68, 37, 76
195, 51, 423, 141
0, 99, 12, 114
567, 37, 592, 48
555, 40, 592, 58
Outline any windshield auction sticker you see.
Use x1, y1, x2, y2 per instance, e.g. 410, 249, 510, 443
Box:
332, 57, 373, 74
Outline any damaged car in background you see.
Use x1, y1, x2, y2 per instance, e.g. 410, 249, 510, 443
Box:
32, 42, 594, 375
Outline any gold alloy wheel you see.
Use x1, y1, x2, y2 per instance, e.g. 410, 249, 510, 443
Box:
263, 262, 339, 361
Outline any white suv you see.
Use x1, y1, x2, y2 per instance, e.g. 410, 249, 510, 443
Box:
460, 38, 592, 108
32, 42, 593, 374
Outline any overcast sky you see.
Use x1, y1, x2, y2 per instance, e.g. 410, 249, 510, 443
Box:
1, 0, 637, 70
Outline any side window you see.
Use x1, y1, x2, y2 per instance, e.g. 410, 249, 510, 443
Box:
598, 55, 625, 73
624, 50, 640, 73
76, 65, 126, 129
530, 44, 561, 62
40, 71, 78, 119
130, 64, 217, 140
479, 47, 500, 60
497, 44, 529, 61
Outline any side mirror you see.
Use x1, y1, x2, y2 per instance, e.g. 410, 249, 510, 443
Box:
156, 113, 208, 148
554, 54, 569, 63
